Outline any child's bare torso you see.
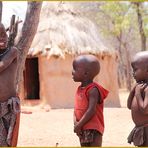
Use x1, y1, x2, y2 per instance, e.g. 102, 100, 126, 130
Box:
131, 96, 148, 126
0, 59, 17, 102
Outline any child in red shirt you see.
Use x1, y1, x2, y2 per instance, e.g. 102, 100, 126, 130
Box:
72, 54, 109, 146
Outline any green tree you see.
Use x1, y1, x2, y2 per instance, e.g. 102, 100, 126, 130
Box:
96, 2, 134, 90
132, 2, 147, 51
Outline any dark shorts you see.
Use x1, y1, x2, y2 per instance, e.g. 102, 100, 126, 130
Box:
128, 124, 148, 146
78, 129, 101, 144
0, 97, 20, 146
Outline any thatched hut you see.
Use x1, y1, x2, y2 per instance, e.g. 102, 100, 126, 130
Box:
20, 2, 120, 108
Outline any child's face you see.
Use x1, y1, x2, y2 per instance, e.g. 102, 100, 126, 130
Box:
72, 60, 85, 82
0, 27, 8, 50
131, 62, 148, 83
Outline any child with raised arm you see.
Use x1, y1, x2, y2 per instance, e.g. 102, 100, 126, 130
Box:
72, 54, 109, 147
0, 23, 20, 146
127, 51, 148, 147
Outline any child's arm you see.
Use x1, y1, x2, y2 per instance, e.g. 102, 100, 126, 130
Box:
73, 112, 77, 125
74, 87, 100, 133
127, 84, 136, 109
0, 47, 17, 73
135, 84, 148, 114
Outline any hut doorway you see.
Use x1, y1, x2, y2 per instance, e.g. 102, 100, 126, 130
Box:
24, 57, 40, 100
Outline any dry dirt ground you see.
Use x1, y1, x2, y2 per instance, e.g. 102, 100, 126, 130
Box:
17, 89, 135, 147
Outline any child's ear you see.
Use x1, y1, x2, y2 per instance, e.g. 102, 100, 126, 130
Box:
84, 71, 88, 76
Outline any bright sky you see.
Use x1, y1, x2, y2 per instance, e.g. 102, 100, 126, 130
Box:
2, 1, 27, 28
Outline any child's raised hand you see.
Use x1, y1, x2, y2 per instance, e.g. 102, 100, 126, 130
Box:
144, 85, 148, 93
131, 83, 138, 94
135, 83, 147, 96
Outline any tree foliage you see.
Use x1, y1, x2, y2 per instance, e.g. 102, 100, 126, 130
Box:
95, 1, 147, 90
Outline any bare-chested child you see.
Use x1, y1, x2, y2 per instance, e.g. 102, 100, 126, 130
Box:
0, 23, 20, 146
127, 51, 148, 147
72, 54, 109, 146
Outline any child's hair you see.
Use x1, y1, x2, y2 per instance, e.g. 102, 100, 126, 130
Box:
76, 54, 100, 79
132, 51, 148, 69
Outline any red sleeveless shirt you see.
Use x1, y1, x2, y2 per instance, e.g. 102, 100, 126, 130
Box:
74, 82, 109, 134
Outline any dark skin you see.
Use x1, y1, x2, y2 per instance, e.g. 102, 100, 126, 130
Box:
72, 55, 102, 146
0, 23, 18, 102
127, 51, 148, 146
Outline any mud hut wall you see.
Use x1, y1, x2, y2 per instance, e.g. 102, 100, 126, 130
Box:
95, 55, 120, 107
38, 55, 78, 108
38, 54, 120, 108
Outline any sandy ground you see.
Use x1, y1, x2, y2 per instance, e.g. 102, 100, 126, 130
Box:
17, 90, 135, 147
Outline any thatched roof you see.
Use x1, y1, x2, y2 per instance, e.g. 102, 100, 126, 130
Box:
30, 2, 115, 58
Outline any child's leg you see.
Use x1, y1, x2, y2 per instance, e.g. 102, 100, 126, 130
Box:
90, 131, 102, 147
142, 126, 148, 146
